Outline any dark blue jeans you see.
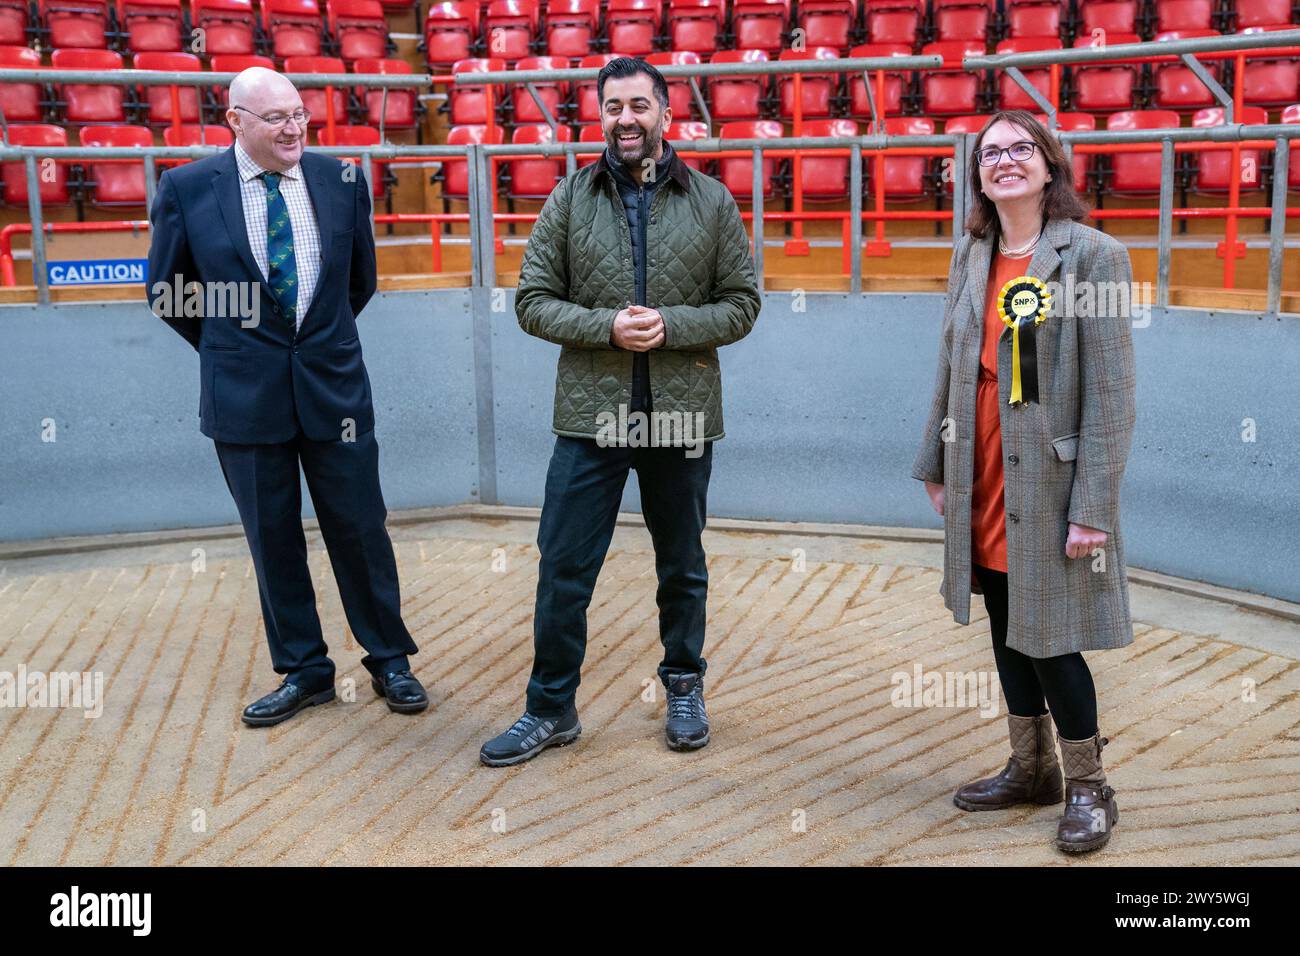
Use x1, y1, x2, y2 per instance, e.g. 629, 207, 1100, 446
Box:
526, 435, 713, 716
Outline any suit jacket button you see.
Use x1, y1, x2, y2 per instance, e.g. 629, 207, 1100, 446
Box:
1008, 513, 1019, 523
1008, 454, 1018, 464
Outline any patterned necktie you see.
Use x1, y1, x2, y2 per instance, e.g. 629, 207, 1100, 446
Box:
260, 170, 298, 327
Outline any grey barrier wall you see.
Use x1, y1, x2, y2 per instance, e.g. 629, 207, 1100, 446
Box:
2, 289, 1298, 604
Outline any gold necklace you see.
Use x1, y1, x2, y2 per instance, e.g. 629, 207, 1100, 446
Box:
998, 227, 1041, 258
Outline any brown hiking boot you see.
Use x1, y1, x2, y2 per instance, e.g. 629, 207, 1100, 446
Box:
1055, 732, 1118, 853
953, 712, 1064, 811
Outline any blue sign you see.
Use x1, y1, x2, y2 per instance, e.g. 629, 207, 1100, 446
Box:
48, 259, 147, 286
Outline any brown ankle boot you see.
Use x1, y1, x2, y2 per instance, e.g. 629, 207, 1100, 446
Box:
1055, 732, 1118, 853
953, 713, 1064, 811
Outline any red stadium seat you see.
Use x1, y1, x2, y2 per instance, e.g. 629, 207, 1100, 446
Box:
483, 0, 539, 61
1006, 0, 1064, 38
1078, 0, 1138, 36
450, 58, 507, 125
800, 118, 857, 197
1191, 106, 1270, 191
508, 123, 570, 198
879, 115, 933, 198
546, 0, 599, 58
40, 0, 109, 50
1235, 0, 1292, 29
575, 53, 619, 122
117, 0, 183, 52
1151, 30, 1221, 109
78, 124, 153, 205
1282, 104, 1300, 189
210, 54, 276, 108
605, 0, 658, 56
778, 48, 840, 119
442, 123, 503, 198
920, 40, 986, 115
2, 125, 69, 206
0, 0, 29, 45
191, 0, 257, 56
162, 123, 235, 146
848, 43, 913, 118
1069, 32, 1141, 111
511, 57, 569, 123
283, 56, 349, 125
717, 119, 782, 199
668, 119, 709, 171
1106, 109, 1180, 192
1239, 27, 1300, 107
733, 0, 789, 54
0, 46, 44, 122
798, 0, 854, 51
1034, 110, 1097, 192
353, 58, 418, 129
328, 0, 389, 62
135, 51, 203, 125
996, 37, 1062, 110
425, 2, 479, 67
933, 0, 993, 41
264, 0, 325, 59
668, 0, 724, 55
865, 0, 922, 46
577, 122, 604, 167
710, 49, 769, 121
1155, 0, 1214, 33
317, 124, 385, 197
52, 49, 127, 124
647, 51, 703, 120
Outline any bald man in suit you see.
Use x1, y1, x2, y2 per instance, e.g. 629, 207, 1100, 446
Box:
147, 67, 428, 726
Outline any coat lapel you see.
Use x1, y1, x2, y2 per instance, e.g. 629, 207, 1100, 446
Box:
212, 147, 263, 286
997, 217, 1070, 342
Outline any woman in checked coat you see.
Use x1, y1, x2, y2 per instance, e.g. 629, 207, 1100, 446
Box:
912, 110, 1138, 853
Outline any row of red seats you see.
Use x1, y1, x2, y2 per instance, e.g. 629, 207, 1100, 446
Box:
422, 0, 1298, 64
1, 121, 393, 205
439, 104, 1300, 200
0, 47, 420, 127
443, 35, 1300, 127
0, 0, 409, 59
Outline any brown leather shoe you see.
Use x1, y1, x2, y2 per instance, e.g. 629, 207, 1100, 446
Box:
1055, 732, 1118, 853
953, 712, 1064, 811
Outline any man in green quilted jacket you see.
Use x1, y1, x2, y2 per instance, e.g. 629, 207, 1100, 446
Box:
480, 58, 761, 767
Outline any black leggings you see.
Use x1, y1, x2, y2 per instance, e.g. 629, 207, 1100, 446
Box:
972, 564, 1099, 740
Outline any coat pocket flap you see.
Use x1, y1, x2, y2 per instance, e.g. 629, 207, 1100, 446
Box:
1052, 432, 1080, 462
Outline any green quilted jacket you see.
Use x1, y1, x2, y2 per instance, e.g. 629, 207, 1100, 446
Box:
515, 147, 761, 441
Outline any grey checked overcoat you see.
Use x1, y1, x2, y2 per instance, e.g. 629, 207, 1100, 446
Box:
911, 216, 1138, 658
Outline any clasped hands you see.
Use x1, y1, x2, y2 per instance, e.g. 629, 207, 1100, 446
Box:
611, 304, 664, 352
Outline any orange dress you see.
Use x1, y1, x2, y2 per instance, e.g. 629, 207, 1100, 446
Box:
971, 251, 1034, 574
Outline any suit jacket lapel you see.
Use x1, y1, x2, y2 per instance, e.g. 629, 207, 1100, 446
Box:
297, 153, 336, 329
212, 147, 263, 286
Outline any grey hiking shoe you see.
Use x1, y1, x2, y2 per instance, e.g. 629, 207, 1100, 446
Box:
665, 673, 710, 751
479, 705, 582, 767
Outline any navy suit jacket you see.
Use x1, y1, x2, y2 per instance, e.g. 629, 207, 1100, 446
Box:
146, 146, 378, 444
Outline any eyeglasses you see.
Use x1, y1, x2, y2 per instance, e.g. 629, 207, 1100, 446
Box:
975, 141, 1038, 166
233, 105, 311, 129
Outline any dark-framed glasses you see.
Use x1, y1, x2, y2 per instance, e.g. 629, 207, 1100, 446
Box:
975, 141, 1038, 166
